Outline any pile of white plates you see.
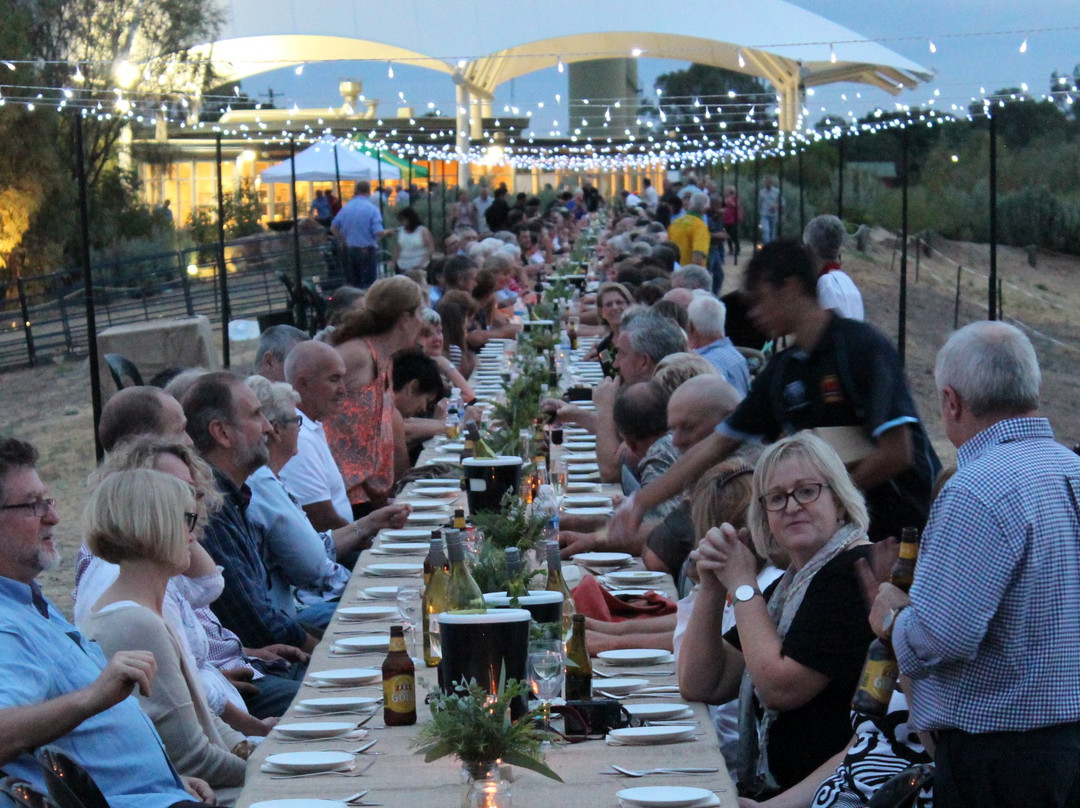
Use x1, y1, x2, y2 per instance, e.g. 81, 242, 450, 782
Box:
617, 786, 718, 808
307, 668, 381, 688
608, 725, 697, 746
331, 635, 390, 655
597, 649, 675, 667
362, 563, 424, 578
260, 751, 356, 775
336, 605, 399, 622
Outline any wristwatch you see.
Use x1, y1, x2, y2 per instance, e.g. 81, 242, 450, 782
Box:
882, 605, 908, 639
733, 584, 760, 604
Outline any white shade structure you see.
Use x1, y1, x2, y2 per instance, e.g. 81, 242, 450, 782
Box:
259, 141, 402, 184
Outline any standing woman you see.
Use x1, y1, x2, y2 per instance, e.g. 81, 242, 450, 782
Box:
722, 186, 743, 265
327, 276, 425, 518
391, 207, 434, 274
82, 469, 249, 794
678, 433, 875, 797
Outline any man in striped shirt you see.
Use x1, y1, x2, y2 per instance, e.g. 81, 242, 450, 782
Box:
870, 320, 1080, 808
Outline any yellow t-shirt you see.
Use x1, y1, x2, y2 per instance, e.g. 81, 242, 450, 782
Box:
667, 214, 710, 266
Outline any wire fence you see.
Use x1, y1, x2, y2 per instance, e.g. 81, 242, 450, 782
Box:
0, 229, 339, 373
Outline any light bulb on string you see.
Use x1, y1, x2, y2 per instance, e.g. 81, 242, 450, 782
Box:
387, 61, 395, 78
1019, 37, 1028, 53
928, 38, 937, 54
737, 48, 746, 68
557, 56, 564, 73
295, 63, 304, 76
830, 44, 837, 63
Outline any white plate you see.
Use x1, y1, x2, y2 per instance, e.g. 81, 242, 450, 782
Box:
252, 799, 346, 808
333, 635, 390, 653
623, 703, 695, 721
337, 605, 399, 621
608, 588, 656, 598
592, 676, 649, 695
273, 721, 357, 739
605, 570, 666, 585
309, 668, 381, 687
572, 552, 633, 567
440, 442, 466, 452
564, 506, 613, 517
410, 486, 462, 497
608, 725, 697, 745
566, 481, 602, 492
396, 499, 448, 510
297, 696, 381, 713
381, 529, 433, 541
263, 751, 356, 773
565, 452, 598, 461
412, 478, 461, 487
597, 648, 671, 666
362, 586, 400, 600
565, 462, 600, 472
365, 563, 424, 577
406, 511, 452, 524
378, 541, 430, 555
424, 456, 462, 465
562, 494, 611, 507
616, 787, 714, 808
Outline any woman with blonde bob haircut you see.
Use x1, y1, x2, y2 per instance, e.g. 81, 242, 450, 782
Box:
81, 468, 249, 793
679, 432, 875, 798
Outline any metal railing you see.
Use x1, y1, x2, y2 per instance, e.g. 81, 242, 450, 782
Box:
0, 230, 339, 373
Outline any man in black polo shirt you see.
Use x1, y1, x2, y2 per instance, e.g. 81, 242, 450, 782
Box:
612, 240, 939, 542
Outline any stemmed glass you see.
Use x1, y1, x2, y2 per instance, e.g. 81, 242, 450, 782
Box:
550, 458, 567, 503
528, 649, 564, 748
396, 587, 422, 660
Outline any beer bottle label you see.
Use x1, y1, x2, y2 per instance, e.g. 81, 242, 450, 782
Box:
856, 657, 899, 704
383, 674, 416, 713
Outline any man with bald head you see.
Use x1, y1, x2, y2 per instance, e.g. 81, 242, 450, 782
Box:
643, 375, 744, 573
98, 386, 192, 452
279, 340, 351, 532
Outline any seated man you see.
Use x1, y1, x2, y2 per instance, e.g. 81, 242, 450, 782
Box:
182, 372, 319, 654
392, 348, 447, 467
254, 324, 309, 382
613, 382, 680, 520
686, 294, 751, 396
98, 386, 193, 451
0, 437, 212, 808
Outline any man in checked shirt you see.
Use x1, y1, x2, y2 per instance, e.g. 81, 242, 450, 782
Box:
870, 321, 1080, 808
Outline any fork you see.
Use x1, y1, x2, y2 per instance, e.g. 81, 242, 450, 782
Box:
603, 764, 718, 777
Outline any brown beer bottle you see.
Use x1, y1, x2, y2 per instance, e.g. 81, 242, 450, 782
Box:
382, 625, 417, 726
564, 613, 592, 700
852, 527, 921, 717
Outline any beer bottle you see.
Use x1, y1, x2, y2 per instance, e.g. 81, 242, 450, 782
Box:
461, 420, 478, 462
567, 317, 579, 351
545, 539, 576, 639
453, 507, 467, 531
445, 529, 485, 613
382, 625, 417, 726
564, 613, 592, 700
422, 532, 450, 667
852, 527, 921, 717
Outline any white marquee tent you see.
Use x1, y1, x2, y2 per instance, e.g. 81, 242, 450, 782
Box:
259, 141, 402, 184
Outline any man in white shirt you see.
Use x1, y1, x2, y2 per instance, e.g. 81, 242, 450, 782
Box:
280, 341, 352, 530
642, 178, 660, 212
804, 215, 864, 321
472, 185, 494, 234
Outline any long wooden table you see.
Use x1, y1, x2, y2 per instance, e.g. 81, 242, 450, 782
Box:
236, 343, 737, 808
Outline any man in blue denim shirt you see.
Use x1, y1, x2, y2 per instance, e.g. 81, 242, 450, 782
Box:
0, 438, 211, 808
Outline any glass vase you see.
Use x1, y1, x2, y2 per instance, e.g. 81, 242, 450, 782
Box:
460, 761, 512, 808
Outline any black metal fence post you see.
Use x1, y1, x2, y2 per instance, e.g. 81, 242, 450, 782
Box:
215, 133, 232, 368
15, 277, 35, 367
988, 111, 998, 321
288, 137, 304, 330
837, 132, 845, 219
178, 250, 195, 315
75, 113, 104, 462
898, 126, 910, 367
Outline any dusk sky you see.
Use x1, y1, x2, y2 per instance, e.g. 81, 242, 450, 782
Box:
249, 1, 1080, 135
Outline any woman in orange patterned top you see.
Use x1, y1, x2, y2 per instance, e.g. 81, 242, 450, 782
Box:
328, 276, 425, 518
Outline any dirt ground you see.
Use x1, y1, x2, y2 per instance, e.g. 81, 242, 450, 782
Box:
3, 228, 1077, 617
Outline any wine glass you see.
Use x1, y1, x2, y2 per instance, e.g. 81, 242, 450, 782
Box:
396, 587, 422, 659
528, 650, 564, 748
550, 458, 567, 502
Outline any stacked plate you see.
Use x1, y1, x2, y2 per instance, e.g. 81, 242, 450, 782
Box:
296, 696, 381, 714
273, 721, 358, 740
381, 529, 432, 541
376, 541, 429, 555
261, 751, 355, 775
337, 605, 399, 622
572, 551, 633, 569
623, 702, 696, 722
593, 677, 650, 695
597, 649, 674, 667
332, 635, 390, 655
409, 484, 461, 497
603, 569, 666, 586
308, 668, 381, 687
406, 510, 451, 525
617, 787, 718, 808
608, 725, 697, 745
562, 494, 612, 508
362, 563, 424, 578
362, 586, 400, 600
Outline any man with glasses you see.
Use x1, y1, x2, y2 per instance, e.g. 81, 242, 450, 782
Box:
613, 240, 939, 543
0, 437, 214, 808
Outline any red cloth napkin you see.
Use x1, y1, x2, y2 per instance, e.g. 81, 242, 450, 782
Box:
571, 574, 678, 623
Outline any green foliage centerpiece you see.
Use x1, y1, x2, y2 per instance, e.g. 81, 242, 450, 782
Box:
469, 490, 547, 594
413, 673, 563, 783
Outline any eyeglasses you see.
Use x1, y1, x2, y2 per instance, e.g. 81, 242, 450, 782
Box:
0, 498, 56, 518
278, 415, 303, 427
759, 483, 830, 512
184, 511, 200, 531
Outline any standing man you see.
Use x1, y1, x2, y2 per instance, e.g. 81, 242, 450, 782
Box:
870, 321, 1080, 808
331, 180, 387, 288
667, 192, 711, 267
758, 176, 781, 245
804, 214, 864, 321
472, 185, 494, 234
642, 177, 660, 212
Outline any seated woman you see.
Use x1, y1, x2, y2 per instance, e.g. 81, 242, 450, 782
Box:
434, 294, 476, 378
245, 375, 409, 628
417, 307, 475, 402
390, 348, 448, 466
327, 275, 425, 518
75, 438, 275, 739
82, 469, 248, 794
584, 282, 633, 374
679, 432, 875, 797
